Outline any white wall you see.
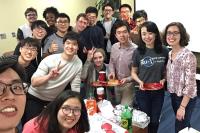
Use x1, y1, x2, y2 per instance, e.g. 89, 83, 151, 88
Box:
136, 0, 200, 52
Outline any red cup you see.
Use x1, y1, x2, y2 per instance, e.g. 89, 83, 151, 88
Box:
98, 71, 106, 81
97, 87, 104, 101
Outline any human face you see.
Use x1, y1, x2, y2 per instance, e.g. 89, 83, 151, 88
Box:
26, 11, 37, 23
103, 6, 114, 20
141, 27, 156, 48
19, 45, 38, 62
63, 40, 78, 57
86, 13, 97, 26
115, 26, 130, 45
56, 18, 70, 33
120, 7, 131, 21
57, 98, 81, 131
76, 17, 88, 33
0, 68, 26, 132
135, 17, 146, 28
166, 26, 181, 47
45, 13, 56, 27
93, 52, 104, 67
32, 26, 47, 40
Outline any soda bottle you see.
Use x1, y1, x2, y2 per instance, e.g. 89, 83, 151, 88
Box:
86, 93, 97, 116
121, 105, 132, 133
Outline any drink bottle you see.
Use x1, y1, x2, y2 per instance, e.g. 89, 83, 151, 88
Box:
121, 105, 132, 133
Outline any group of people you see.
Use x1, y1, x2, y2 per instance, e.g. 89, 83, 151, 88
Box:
0, 2, 198, 133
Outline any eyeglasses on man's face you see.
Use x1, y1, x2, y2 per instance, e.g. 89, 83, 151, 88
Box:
0, 82, 28, 96
61, 105, 81, 116
22, 46, 37, 52
26, 13, 37, 17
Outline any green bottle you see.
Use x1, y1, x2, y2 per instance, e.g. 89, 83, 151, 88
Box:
121, 105, 133, 133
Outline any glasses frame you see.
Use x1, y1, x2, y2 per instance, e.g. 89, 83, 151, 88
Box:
0, 82, 28, 96
166, 31, 180, 37
22, 46, 37, 53
61, 106, 81, 116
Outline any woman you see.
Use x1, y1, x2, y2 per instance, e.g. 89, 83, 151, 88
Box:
81, 48, 113, 101
163, 22, 197, 133
22, 90, 90, 133
131, 21, 168, 133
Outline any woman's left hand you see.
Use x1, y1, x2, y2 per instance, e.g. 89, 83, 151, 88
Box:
176, 106, 185, 121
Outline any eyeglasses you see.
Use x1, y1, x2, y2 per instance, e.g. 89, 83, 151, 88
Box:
22, 46, 37, 52
61, 106, 81, 116
166, 31, 180, 36
57, 20, 69, 24
0, 82, 28, 96
26, 13, 37, 17
104, 9, 113, 12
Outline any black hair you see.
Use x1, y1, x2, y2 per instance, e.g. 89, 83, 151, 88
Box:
31, 20, 48, 32
36, 90, 90, 133
138, 21, 163, 55
85, 6, 98, 17
0, 56, 26, 81
43, 6, 59, 19
113, 20, 130, 34
63, 31, 80, 44
24, 7, 37, 16
20, 37, 40, 50
162, 22, 190, 47
132, 10, 148, 21
57, 13, 70, 23
119, 4, 132, 12
102, 3, 114, 11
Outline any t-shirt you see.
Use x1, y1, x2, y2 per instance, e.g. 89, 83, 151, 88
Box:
132, 46, 169, 83
28, 54, 82, 101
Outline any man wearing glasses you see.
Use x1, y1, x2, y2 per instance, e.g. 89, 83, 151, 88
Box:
0, 56, 28, 133
17, 7, 38, 41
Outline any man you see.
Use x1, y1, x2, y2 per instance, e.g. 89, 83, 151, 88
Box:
119, 4, 135, 30
23, 31, 82, 125
73, 13, 88, 33
43, 13, 72, 57
96, 3, 118, 63
130, 10, 148, 45
78, 6, 105, 63
109, 20, 137, 106
17, 7, 38, 41
0, 56, 27, 133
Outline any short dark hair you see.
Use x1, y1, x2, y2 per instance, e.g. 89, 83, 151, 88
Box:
57, 13, 70, 23
43, 6, 59, 19
119, 4, 132, 12
132, 10, 148, 21
31, 20, 48, 32
0, 56, 26, 81
20, 37, 40, 50
76, 13, 87, 22
113, 20, 130, 34
36, 90, 90, 133
24, 7, 37, 16
63, 31, 80, 44
85, 6, 98, 17
162, 22, 190, 47
102, 3, 114, 11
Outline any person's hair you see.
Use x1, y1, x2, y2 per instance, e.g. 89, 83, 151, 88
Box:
24, 7, 37, 16
43, 6, 59, 19
138, 21, 163, 55
20, 37, 40, 50
119, 4, 132, 12
132, 10, 148, 21
85, 6, 98, 17
162, 22, 190, 47
76, 13, 88, 22
31, 20, 48, 32
57, 13, 70, 23
63, 31, 80, 44
36, 90, 90, 133
102, 3, 114, 11
93, 48, 107, 61
113, 20, 130, 34
0, 56, 26, 81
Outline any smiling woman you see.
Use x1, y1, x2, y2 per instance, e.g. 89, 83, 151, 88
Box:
22, 90, 90, 133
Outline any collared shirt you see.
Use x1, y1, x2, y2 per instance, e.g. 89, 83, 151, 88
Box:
167, 48, 197, 98
109, 42, 137, 81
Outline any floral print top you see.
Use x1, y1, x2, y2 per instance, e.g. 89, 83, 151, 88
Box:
167, 48, 197, 98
